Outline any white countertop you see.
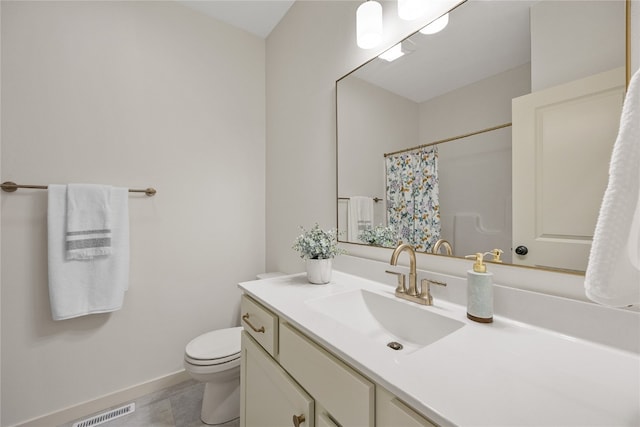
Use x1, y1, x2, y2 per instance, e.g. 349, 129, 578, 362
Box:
239, 271, 640, 426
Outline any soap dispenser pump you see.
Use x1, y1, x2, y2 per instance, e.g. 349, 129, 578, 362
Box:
464, 252, 494, 323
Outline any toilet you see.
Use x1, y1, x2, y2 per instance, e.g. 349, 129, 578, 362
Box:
184, 326, 243, 425
184, 273, 284, 425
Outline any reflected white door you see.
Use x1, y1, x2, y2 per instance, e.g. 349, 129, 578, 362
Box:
512, 67, 625, 271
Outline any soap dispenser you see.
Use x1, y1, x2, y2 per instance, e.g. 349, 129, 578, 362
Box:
464, 252, 494, 323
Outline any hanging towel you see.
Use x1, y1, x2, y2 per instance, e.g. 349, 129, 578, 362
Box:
66, 184, 112, 260
584, 68, 640, 307
348, 196, 374, 242
48, 184, 130, 320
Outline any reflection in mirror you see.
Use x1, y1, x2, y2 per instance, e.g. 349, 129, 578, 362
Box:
337, 0, 627, 273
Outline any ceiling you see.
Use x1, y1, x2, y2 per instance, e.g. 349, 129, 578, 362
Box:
178, 0, 295, 38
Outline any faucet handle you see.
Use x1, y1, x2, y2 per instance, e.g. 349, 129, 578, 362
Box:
420, 278, 447, 305
385, 270, 406, 294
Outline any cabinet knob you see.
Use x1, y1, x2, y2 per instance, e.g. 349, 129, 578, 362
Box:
292, 414, 306, 427
515, 245, 528, 256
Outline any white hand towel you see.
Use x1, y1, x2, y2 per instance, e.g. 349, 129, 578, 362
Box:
48, 185, 130, 320
348, 196, 374, 242
584, 67, 640, 307
66, 184, 113, 260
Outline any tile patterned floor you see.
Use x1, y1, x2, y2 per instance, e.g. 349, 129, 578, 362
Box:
62, 380, 240, 427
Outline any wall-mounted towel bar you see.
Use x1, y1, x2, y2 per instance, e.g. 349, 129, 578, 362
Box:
338, 196, 382, 203
1, 181, 157, 197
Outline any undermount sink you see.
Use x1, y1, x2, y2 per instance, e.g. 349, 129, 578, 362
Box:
305, 289, 464, 354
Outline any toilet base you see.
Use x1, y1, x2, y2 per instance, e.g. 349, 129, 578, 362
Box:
200, 377, 241, 425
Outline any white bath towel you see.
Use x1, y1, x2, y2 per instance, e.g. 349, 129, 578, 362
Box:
584, 67, 640, 307
348, 196, 374, 242
48, 185, 130, 320
66, 184, 112, 260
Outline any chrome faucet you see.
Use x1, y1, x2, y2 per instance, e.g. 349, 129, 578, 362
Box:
385, 243, 446, 306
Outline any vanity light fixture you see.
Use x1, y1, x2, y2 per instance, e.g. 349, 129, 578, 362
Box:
397, 0, 428, 20
356, 0, 383, 49
378, 43, 405, 62
419, 13, 449, 35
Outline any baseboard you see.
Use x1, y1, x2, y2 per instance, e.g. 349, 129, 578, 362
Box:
13, 370, 191, 427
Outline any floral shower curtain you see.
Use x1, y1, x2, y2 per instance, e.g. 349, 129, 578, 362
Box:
385, 146, 440, 252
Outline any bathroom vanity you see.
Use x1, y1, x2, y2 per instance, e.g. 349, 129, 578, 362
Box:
240, 292, 430, 427
238, 270, 639, 426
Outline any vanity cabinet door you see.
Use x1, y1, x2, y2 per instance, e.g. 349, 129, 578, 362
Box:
241, 332, 314, 427
279, 321, 374, 427
376, 387, 436, 427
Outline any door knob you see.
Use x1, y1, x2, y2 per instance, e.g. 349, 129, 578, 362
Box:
515, 246, 528, 256
292, 414, 306, 427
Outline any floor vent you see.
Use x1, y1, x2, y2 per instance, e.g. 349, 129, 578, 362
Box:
72, 403, 135, 427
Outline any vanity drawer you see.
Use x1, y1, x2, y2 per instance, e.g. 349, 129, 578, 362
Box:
279, 321, 374, 427
240, 295, 278, 357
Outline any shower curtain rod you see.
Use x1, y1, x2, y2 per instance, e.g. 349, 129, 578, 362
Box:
1, 181, 157, 197
383, 122, 512, 158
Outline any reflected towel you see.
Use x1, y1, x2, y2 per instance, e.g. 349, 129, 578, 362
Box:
48, 185, 130, 320
348, 196, 374, 242
66, 184, 112, 259
585, 68, 640, 307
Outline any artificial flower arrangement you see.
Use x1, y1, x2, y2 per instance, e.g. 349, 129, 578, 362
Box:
358, 224, 398, 248
292, 223, 346, 259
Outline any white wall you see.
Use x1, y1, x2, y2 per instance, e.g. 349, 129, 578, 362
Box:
337, 77, 418, 239
338, 77, 417, 203
1, 2, 265, 425
531, 0, 626, 91
418, 64, 531, 141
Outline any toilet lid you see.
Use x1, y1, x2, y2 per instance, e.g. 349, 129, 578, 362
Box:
185, 326, 243, 361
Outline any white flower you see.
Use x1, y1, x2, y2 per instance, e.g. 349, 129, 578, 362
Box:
292, 223, 346, 260
358, 224, 398, 248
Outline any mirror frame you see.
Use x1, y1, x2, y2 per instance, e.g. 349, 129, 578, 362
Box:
335, 0, 632, 276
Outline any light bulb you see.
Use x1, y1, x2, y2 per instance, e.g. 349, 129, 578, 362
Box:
419, 13, 449, 35
398, 0, 427, 21
357, 0, 383, 49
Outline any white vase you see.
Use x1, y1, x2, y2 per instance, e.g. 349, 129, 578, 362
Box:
306, 258, 332, 284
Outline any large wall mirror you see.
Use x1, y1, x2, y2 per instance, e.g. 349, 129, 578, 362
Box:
337, 0, 628, 273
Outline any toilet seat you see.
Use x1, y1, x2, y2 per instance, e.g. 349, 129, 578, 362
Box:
184, 326, 242, 366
